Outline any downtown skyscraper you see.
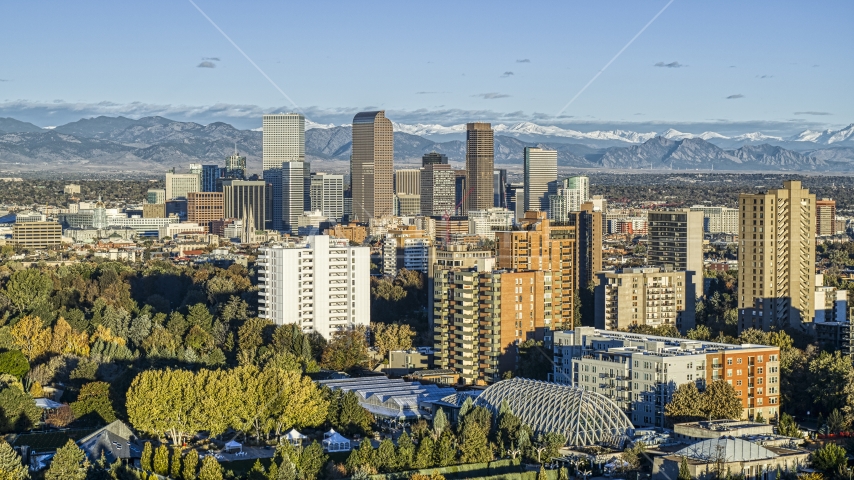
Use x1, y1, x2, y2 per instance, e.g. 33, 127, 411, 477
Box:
523, 147, 557, 212
465, 122, 494, 212
351, 111, 394, 220
263, 113, 306, 232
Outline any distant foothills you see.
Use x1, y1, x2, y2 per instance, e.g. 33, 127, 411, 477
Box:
0, 115, 853, 175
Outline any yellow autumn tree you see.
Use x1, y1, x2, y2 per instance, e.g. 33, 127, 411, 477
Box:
10, 315, 51, 361
90, 325, 126, 346
51, 317, 73, 354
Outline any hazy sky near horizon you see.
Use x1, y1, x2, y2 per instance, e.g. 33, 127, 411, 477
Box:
0, 0, 851, 132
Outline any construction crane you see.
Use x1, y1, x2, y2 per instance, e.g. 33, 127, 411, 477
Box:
443, 187, 473, 246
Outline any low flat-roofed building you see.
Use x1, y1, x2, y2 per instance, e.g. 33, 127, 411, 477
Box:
316, 376, 456, 420
387, 348, 434, 376
653, 437, 809, 480
13, 221, 62, 248
673, 419, 803, 446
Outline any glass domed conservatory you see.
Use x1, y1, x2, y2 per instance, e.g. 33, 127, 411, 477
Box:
474, 378, 633, 447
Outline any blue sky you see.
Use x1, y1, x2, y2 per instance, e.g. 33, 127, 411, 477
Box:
0, 0, 851, 134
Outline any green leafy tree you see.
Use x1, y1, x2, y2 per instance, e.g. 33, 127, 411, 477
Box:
141, 442, 153, 472
542, 432, 566, 463
665, 383, 704, 423
702, 380, 743, 420
375, 439, 397, 472
186, 304, 214, 332
0, 351, 29, 380
459, 420, 491, 463
70, 381, 116, 424
245, 460, 266, 480
0, 441, 28, 479
320, 327, 370, 371
498, 399, 521, 449
3, 269, 53, 313
197, 455, 223, 480
811, 442, 847, 473
777, 413, 801, 438
678, 456, 692, 480
827, 408, 847, 434
0, 386, 41, 433
170, 448, 182, 479
432, 408, 448, 438
433, 430, 456, 467
45, 440, 88, 480
153, 444, 169, 476
396, 432, 415, 470
808, 350, 854, 416
299, 441, 327, 480
182, 449, 199, 480
413, 436, 434, 469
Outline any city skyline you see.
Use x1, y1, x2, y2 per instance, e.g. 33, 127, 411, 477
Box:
0, 1, 850, 135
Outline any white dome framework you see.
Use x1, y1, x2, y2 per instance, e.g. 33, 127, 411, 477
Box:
474, 378, 633, 447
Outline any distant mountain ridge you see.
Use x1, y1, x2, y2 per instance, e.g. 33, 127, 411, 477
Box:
0, 115, 852, 173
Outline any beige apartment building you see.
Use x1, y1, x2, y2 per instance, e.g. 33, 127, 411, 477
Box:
351, 111, 394, 220
738, 181, 816, 331
594, 267, 696, 333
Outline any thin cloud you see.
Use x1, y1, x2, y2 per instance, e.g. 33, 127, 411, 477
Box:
794, 111, 833, 116
726, 94, 745, 99
500, 71, 514, 77
472, 93, 510, 99
756, 75, 773, 79
415, 92, 437, 95
516, 59, 531, 63
197, 61, 216, 68
202, 57, 220, 61
0, 79, 8, 82
654, 61, 685, 68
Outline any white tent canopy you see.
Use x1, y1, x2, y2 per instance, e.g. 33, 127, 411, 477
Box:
224, 440, 242, 452
285, 429, 308, 445
322, 429, 351, 452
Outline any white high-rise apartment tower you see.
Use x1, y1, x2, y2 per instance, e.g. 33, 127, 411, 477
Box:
549, 176, 590, 221
523, 147, 557, 212
258, 235, 370, 339
263, 113, 306, 232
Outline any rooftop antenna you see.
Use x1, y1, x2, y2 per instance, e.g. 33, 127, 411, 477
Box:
234, 142, 238, 155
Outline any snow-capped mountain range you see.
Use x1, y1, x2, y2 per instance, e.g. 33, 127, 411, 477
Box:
306, 120, 854, 147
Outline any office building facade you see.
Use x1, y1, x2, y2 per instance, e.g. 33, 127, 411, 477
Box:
351, 111, 394, 220
258, 236, 370, 339
421, 163, 456, 217
187, 192, 224, 227
263, 113, 305, 231
225, 151, 247, 180
523, 147, 558, 212
200, 165, 221, 192
422, 152, 448, 167
12, 222, 62, 249
146, 189, 166, 205
465, 122, 494, 212
738, 181, 816, 331
395, 169, 421, 195
816, 198, 836, 236
222, 180, 266, 232
165, 173, 200, 200
310, 173, 344, 222
494, 169, 507, 208
549, 176, 589, 220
